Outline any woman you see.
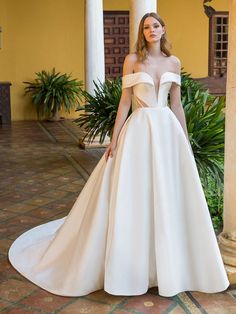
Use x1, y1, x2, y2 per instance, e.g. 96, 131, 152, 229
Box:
9, 12, 229, 297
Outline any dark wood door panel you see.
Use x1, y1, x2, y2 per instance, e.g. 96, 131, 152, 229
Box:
104, 11, 129, 79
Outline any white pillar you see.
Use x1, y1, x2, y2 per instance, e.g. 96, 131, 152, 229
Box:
218, 0, 236, 284
84, 0, 105, 94
129, 0, 157, 53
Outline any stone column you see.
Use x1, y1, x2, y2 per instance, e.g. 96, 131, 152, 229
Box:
218, 0, 236, 284
84, 0, 105, 94
129, 0, 157, 52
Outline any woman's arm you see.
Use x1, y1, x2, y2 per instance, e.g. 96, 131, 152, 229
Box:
170, 84, 188, 139
169, 58, 189, 140
105, 54, 135, 161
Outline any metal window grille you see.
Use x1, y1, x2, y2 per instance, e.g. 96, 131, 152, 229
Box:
209, 12, 228, 77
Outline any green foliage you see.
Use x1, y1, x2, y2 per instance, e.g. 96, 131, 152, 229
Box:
75, 78, 126, 143
180, 71, 225, 231
24, 68, 83, 119
75, 72, 225, 230
181, 71, 225, 187
204, 174, 224, 232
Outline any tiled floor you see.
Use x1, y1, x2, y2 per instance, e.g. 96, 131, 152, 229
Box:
0, 120, 236, 314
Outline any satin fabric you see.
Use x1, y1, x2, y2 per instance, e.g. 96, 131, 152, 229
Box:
8, 72, 230, 297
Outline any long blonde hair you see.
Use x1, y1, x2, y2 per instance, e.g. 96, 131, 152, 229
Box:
135, 12, 172, 61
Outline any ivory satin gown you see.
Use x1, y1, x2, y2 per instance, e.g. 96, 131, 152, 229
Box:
8, 71, 230, 297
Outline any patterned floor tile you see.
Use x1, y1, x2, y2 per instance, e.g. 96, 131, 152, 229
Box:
57, 298, 112, 314
191, 291, 236, 313
0, 210, 17, 221
1, 306, 41, 314
24, 196, 54, 206
0, 278, 37, 302
86, 289, 127, 306
0, 121, 235, 314
0, 298, 11, 311
0, 239, 13, 255
5, 203, 38, 214
20, 290, 71, 312
123, 293, 175, 314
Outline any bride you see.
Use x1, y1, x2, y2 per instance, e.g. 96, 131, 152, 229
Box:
9, 12, 229, 297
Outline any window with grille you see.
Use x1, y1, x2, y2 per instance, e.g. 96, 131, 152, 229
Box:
209, 12, 228, 77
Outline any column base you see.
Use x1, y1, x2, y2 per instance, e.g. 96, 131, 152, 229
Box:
218, 231, 236, 284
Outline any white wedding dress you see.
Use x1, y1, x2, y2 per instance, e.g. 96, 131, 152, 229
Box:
9, 71, 230, 297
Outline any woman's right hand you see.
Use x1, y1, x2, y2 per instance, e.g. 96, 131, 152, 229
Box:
105, 142, 117, 162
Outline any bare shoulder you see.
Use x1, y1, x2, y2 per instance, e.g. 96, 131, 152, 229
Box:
168, 55, 181, 73
123, 53, 138, 75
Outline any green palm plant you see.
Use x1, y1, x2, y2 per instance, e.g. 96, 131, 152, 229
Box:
75, 77, 126, 143
180, 72, 225, 231
24, 68, 83, 120
181, 72, 225, 187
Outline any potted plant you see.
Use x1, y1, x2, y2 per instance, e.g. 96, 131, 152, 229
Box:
24, 68, 83, 120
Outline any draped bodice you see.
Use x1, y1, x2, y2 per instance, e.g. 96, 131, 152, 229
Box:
122, 71, 181, 110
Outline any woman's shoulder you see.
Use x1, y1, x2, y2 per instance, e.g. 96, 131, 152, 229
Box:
167, 55, 181, 73
168, 55, 181, 66
124, 53, 138, 62
123, 53, 138, 75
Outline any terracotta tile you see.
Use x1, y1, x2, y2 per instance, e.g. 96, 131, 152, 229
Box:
49, 167, 74, 174
4, 203, 37, 214
0, 298, 11, 310
4, 191, 32, 202
58, 183, 83, 193
20, 289, 71, 312
72, 178, 86, 185
7, 229, 30, 241
0, 238, 13, 255
14, 185, 49, 195
0, 259, 17, 280
27, 207, 65, 220
123, 293, 174, 314
0, 199, 15, 209
30, 172, 59, 181
43, 198, 74, 211
0, 223, 26, 238
17, 178, 38, 185
0, 278, 37, 302
43, 178, 65, 188
24, 196, 53, 206
7, 215, 43, 227
112, 311, 132, 314
51, 212, 68, 220
87, 289, 127, 306
168, 304, 188, 313
191, 291, 236, 313
40, 189, 69, 199
0, 210, 17, 221
58, 298, 112, 314
2, 306, 40, 314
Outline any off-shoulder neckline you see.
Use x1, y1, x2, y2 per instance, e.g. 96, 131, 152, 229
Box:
122, 71, 180, 99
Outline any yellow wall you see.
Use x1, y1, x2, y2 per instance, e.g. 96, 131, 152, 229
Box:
0, 0, 85, 120
0, 0, 231, 121
159, 0, 231, 78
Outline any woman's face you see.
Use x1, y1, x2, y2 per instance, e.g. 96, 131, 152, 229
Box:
143, 16, 165, 43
